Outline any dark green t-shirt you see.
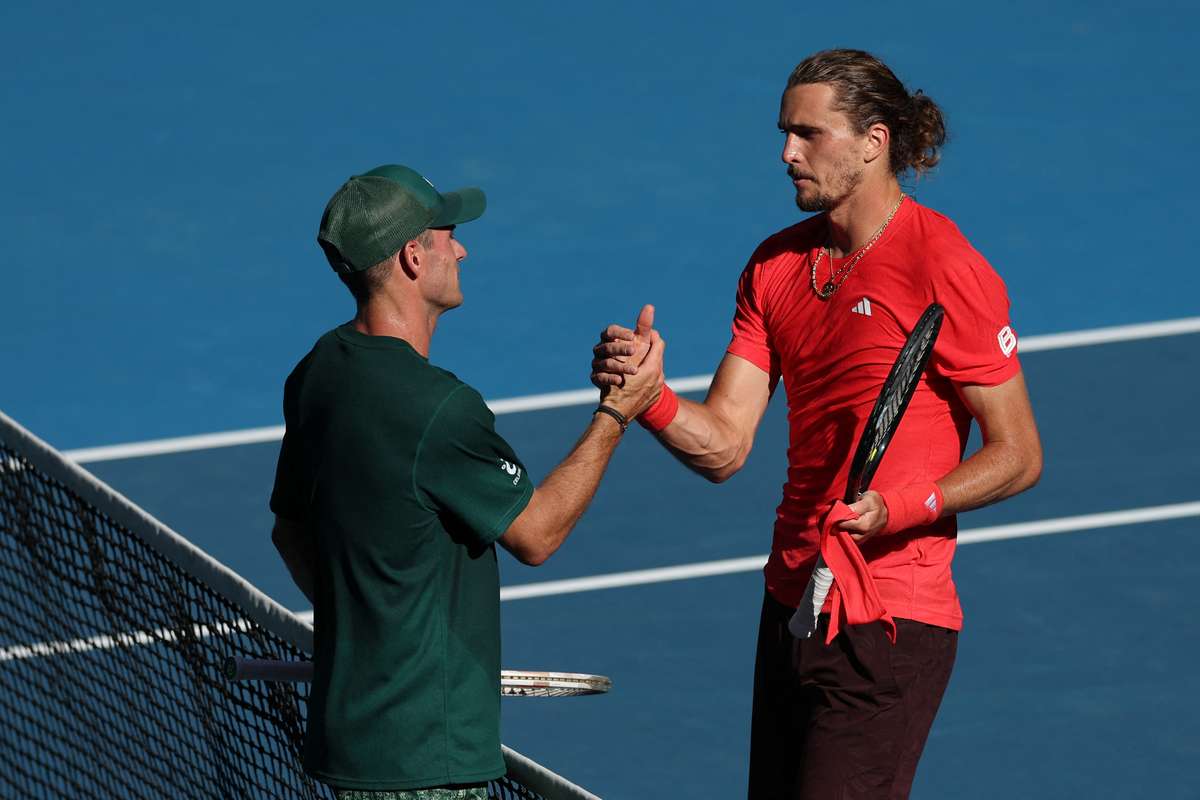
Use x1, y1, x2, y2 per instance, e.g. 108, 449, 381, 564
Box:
270, 324, 533, 791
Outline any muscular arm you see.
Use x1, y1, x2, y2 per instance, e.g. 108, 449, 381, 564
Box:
271, 515, 316, 605
940, 370, 1043, 513
591, 306, 771, 483
498, 414, 625, 566
499, 329, 665, 566
648, 354, 772, 483
841, 369, 1043, 538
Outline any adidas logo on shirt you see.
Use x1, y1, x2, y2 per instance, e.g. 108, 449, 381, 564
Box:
851, 297, 872, 316
924, 492, 938, 514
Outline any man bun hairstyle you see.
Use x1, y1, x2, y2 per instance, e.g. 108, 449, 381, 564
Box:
787, 49, 947, 177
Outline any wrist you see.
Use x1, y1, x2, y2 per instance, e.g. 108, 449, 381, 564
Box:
637, 384, 679, 432
879, 482, 943, 535
593, 404, 629, 434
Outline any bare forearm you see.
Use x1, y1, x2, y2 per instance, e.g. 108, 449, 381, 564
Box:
645, 356, 771, 483
941, 373, 1043, 516
591, 333, 767, 483
505, 415, 624, 565
651, 396, 749, 482
939, 439, 1042, 515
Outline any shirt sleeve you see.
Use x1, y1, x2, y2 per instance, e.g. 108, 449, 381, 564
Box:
930, 252, 1022, 387
416, 385, 534, 549
726, 259, 782, 387
269, 371, 310, 521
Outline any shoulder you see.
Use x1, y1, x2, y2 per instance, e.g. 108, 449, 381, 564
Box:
737, 216, 823, 298
905, 202, 1006, 287
426, 376, 495, 432
748, 215, 824, 269
282, 329, 336, 393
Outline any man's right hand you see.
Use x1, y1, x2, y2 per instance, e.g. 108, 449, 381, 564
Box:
590, 304, 774, 482
596, 304, 665, 420
592, 304, 658, 389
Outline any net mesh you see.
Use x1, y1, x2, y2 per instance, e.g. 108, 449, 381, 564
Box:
0, 413, 591, 800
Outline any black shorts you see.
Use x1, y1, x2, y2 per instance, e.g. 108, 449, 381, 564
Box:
748, 591, 958, 800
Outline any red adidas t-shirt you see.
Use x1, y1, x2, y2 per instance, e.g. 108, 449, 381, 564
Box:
727, 198, 1020, 630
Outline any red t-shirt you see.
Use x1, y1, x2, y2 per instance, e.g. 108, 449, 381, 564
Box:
727, 198, 1020, 630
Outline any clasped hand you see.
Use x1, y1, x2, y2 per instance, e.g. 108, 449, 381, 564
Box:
591, 304, 666, 422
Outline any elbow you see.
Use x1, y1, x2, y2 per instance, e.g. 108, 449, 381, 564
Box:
1021, 435, 1044, 491
506, 531, 563, 567
1021, 452, 1043, 492
703, 464, 738, 484
1009, 445, 1043, 496
514, 548, 551, 568
701, 444, 750, 484
501, 495, 567, 567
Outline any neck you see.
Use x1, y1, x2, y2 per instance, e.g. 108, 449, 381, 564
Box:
352, 293, 440, 358
824, 177, 904, 257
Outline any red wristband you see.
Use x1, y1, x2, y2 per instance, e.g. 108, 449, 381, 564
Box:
879, 482, 943, 535
637, 385, 679, 432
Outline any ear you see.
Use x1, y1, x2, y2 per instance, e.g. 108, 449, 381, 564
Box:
398, 238, 423, 280
862, 122, 890, 166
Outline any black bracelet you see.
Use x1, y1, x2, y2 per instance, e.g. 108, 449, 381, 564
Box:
593, 404, 629, 433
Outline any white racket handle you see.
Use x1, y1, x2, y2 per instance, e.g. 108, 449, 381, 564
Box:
788, 555, 833, 639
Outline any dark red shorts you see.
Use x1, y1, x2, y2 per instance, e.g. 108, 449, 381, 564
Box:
748, 591, 958, 800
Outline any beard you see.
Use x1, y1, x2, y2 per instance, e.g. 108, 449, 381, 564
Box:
791, 160, 864, 212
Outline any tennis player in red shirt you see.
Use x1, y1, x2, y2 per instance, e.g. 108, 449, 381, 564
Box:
593, 49, 1043, 799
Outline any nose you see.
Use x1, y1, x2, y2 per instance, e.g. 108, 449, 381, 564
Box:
781, 133, 802, 165
454, 239, 467, 261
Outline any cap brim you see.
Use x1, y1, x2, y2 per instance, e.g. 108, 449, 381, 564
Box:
432, 187, 486, 227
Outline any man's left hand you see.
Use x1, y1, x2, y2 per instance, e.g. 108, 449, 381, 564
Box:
837, 491, 889, 544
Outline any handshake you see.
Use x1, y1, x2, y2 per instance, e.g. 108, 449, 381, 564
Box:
590, 304, 668, 426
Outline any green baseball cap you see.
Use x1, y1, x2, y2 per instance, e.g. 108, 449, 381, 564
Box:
317, 164, 486, 274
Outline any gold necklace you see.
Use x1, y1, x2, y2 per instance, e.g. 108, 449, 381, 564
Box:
810, 193, 906, 300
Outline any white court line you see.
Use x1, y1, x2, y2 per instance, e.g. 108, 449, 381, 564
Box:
494, 500, 1200, 600
65, 426, 287, 464
278, 501, 1200, 618
14, 502, 1195, 657
62, 316, 1200, 464
0, 618, 255, 665
1015, 316, 1200, 353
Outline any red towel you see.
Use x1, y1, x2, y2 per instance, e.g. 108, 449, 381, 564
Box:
820, 500, 897, 645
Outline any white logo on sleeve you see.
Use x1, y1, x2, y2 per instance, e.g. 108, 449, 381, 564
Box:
924, 492, 939, 514
499, 459, 523, 486
850, 297, 873, 316
996, 325, 1017, 358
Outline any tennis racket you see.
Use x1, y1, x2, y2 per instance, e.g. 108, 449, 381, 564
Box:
223, 657, 612, 697
788, 302, 945, 639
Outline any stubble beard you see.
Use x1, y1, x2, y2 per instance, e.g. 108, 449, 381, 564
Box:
792, 160, 864, 213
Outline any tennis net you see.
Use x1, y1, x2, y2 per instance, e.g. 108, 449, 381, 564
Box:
0, 409, 599, 800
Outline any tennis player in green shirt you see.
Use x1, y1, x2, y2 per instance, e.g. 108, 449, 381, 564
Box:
270, 164, 664, 799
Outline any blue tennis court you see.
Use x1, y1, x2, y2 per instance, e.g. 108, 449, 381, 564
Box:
4, 2, 1199, 798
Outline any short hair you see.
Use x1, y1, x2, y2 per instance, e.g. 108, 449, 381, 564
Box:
787, 49, 947, 176
337, 229, 433, 303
